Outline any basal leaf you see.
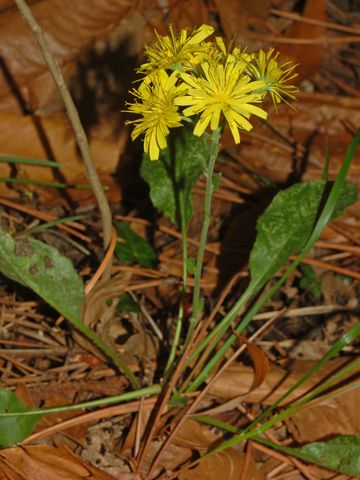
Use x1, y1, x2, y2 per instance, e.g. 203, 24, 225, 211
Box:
0, 388, 43, 447
299, 435, 360, 475
115, 221, 156, 268
0, 226, 139, 388
0, 227, 84, 325
249, 180, 357, 292
140, 126, 209, 226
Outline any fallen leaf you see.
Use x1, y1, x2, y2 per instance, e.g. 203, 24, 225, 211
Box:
208, 358, 360, 406
275, 0, 326, 80
289, 388, 360, 442
0, 110, 124, 204
168, 0, 210, 31
0, 0, 134, 112
213, 0, 270, 37
0, 445, 119, 479
178, 448, 262, 480
175, 419, 262, 480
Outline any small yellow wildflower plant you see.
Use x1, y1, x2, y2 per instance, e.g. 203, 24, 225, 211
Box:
125, 24, 298, 160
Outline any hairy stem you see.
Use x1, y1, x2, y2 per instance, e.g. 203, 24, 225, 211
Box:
14, 0, 113, 279
185, 128, 221, 345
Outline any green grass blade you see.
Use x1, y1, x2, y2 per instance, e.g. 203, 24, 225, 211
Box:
0, 176, 94, 189
0, 154, 63, 168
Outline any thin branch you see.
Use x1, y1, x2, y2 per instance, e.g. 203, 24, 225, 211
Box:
14, 0, 113, 279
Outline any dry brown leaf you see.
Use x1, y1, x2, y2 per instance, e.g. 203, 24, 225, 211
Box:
178, 449, 262, 480
0, 445, 119, 480
232, 93, 360, 188
175, 419, 221, 451
0, 110, 124, 204
213, 0, 270, 38
289, 387, 360, 442
275, 0, 326, 80
77, 272, 132, 357
167, 0, 210, 31
208, 358, 360, 406
79, 272, 158, 365
0, 0, 134, 112
175, 420, 262, 480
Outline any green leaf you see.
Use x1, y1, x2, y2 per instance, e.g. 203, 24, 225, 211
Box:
300, 435, 360, 475
249, 180, 357, 291
117, 293, 140, 313
0, 226, 140, 389
0, 228, 84, 324
115, 221, 156, 268
140, 126, 209, 226
299, 264, 322, 298
257, 435, 360, 476
0, 154, 63, 168
0, 388, 43, 447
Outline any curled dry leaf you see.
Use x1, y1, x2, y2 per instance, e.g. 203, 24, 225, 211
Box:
234, 335, 269, 391
78, 272, 158, 365
0, 445, 119, 480
77, 272, 132, 358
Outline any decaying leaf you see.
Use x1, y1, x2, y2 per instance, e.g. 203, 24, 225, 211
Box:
0, 445, 119, 479
0, 111, 124, 204
275, 0, 326, 80
289, 387, 360, 442
213, 0, 270, 37
208, 358, 360, 406
0, 0, 134, 112
79, 272, 158, 365
175, 420, 262, 480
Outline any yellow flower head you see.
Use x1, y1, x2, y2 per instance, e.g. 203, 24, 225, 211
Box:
125, 70, 187, 160
139, 24, 215, 76
175, 60, 268, 143
247, 48, 298, 107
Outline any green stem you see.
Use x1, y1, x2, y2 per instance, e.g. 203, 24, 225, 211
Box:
14, 0, 113, 280
165, 193, 188, 375
185, 128, 221, 345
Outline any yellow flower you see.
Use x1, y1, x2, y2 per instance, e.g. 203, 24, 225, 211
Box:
175, 60, 268, 143
125, 70, 187, 160
247, 49, 298, 106
139, 24, 215, 76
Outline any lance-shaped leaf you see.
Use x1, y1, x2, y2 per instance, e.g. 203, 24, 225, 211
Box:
248, 180, 357, 292
0, 227, 139, 388
0, 228, 84, 324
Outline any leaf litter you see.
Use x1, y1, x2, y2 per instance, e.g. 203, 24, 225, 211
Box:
0, 0, 360, 479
